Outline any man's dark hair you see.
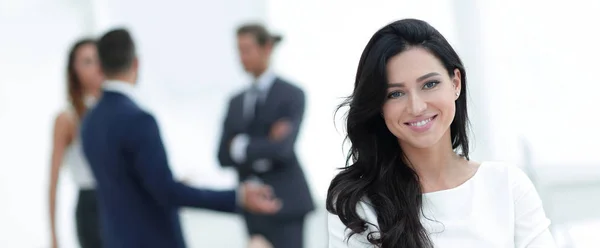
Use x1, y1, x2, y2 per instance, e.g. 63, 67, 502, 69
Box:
236, 23, 283, 47
97, 28, 136, 76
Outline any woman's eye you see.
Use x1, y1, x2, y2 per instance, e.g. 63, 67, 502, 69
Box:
423, 80, 440, 89
387, 91, 404, 99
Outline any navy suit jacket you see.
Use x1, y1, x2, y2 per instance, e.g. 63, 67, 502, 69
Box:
218, 78, 314, 219
81, 88, 237, 248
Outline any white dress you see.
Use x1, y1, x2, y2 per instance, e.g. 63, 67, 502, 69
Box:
327, 162, 557, 248
63, 100, 96, 190
64, 134, 95, 190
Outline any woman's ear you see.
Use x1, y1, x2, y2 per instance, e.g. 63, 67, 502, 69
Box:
453, 68, 461, 96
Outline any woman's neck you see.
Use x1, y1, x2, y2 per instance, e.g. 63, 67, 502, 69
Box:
84, 88, 101, 99
400, 130, 467, 192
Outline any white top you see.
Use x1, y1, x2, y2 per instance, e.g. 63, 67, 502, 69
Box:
65, 137, 95, 189
327, 162, 557, 248
64, 96, 97, 189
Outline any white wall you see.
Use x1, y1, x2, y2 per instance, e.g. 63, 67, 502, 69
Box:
478, 0, 600, 165
475, 1, 600, 245
0, 0, 95, 247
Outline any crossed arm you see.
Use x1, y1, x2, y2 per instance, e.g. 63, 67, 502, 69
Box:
217, 88, 305, 173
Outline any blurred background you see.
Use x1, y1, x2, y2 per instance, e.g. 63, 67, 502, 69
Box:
1, 0, 600, 247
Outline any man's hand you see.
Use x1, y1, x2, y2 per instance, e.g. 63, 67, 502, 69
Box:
269, 119, 292, 141
241, 182, 281, 214
248, 235, 273, 248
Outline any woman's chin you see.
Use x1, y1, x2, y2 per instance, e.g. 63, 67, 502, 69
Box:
399, 135, 443, 150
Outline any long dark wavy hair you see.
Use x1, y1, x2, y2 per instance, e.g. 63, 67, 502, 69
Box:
326, 19, 470, 247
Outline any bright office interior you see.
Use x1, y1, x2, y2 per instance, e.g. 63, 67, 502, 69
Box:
1, 0, 599, 247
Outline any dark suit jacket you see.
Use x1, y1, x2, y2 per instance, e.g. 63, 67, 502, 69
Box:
81, 89, 237, 248
218, 77, 314, 219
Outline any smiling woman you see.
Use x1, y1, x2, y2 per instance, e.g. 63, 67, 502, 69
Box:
383, 50, 462, 148
325, 19, 557, 248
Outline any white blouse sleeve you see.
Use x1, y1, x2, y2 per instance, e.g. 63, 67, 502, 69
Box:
510, 166, 557, 248
327, 201, 379, 248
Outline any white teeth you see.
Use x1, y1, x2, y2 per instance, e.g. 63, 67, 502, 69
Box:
409, 117, 432, 127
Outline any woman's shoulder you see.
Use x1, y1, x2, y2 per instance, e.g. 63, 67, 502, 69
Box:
57, 105, 78, 122
477, 161, 537, 196
54, 108, 77, 132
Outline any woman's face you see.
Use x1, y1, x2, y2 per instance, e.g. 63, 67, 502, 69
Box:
74, 43, 103, 92
382, 47, 461, 149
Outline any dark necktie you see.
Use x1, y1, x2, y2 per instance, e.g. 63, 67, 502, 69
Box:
250, 85, 262, 120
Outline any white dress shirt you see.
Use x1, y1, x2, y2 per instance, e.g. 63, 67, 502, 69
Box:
103, 80, 148, 110
327, 162, 557, 248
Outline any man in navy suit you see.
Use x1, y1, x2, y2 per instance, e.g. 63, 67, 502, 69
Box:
81, 28, 281, 248
217, 23, 314, 248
